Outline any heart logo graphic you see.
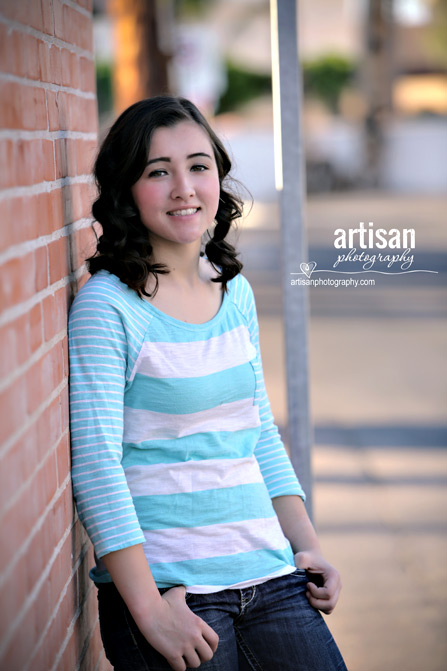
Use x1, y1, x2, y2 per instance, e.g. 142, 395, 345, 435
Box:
300, 262, 317, 278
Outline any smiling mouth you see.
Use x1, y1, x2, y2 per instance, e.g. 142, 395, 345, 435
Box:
167, 207, 200, 216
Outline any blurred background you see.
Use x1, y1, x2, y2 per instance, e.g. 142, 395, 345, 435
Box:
91, 1, 447, 668
0, 0, 445, 669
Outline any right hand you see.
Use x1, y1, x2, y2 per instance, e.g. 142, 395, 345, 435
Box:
137, 585, 219, 670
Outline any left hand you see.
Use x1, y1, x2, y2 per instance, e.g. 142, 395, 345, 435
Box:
294, 550, 342, 614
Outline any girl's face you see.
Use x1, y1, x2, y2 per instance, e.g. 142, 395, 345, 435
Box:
131, 120, 220, 249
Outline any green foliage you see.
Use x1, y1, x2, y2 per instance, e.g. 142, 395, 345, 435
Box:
217, 61, 272, 114
176, 0, 212, 19
96, 61, 113, 117
302, 54, 355, 112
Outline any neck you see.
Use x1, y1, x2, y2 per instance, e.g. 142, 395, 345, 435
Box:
150, 239, 203, 287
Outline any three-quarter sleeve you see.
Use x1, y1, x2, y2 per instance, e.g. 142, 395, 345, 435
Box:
68, 286, 145, 558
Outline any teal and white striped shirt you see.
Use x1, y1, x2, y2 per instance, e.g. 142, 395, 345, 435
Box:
68, 270, 305, 592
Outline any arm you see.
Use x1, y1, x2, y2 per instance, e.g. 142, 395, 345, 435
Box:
272, 495, 342, 614
69, 280, 218, 668
101, 545, 218, 671
236, 278, 342, 614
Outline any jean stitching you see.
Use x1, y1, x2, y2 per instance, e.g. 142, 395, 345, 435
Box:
234, 624, 263, 671
239, 585, 256, 614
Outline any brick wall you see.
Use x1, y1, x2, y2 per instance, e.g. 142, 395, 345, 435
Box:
0, 1, 111, 669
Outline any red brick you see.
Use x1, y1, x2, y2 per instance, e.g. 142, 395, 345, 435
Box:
71, 224, 96, 272
56, 432, 71, 488
0, 322, 16, 378
76, 138, 98, 175
0, 471, 71, 629
29, 302, 44, 354
42, 286, 68, 341
48, 236, 69, 284
0, 396, 64, 511
48, 43, 63, 86
0, 0, 53, 35
55, 138, 97, 179
25, 342, 65, 415
0, 308, 43, 373
55, 138, 75, 179
0, 560, 55, 670
61, 326, 69, 377
36, 396, 63, 455
0, 138, 55, 189
79, 56, 96, 93
0, 251, 36, 312
0, 406, 59, 513
60, 48, 80, 89
0, 560, 28, 644
0, 81, 47, 130
0, 312, 28, 378
0, 422, 35, 513
30, 569, 77, 670
0, 374, 28, 447
0, 449, 58, 576
72, 0, 93, 11
0, 200, 17, 253
37, 38, 54, 83
53, 0, 93, 52
48, 90, 98, 133
60, 181, 95, 227
0, 193, 61, 252
46, 89, 59, 131
71, 517, 91, 565
0, 24, 40, 81
60, 379, 70, 432
40, 0, 56, 35
35, 244, 49, 293
42, 189, 65, 237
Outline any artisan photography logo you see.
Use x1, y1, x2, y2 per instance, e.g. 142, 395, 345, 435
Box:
291, 221, 438, 287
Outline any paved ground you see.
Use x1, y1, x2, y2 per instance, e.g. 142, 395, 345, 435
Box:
236, 191, 447, 671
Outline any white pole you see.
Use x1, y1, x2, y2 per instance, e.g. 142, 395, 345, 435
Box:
270, 0, 313, 517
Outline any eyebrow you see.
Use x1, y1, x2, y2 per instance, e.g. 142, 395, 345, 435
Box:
147, 152, 213, 166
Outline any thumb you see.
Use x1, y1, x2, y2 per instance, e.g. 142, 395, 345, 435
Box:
163, 585, 187, 604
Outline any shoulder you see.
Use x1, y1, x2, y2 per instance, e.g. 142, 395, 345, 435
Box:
70, 271, 138, 316
69, 271, 150, 337
227, 273, 256, 312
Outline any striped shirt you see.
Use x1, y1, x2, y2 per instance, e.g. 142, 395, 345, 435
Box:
68, 270, 305, 592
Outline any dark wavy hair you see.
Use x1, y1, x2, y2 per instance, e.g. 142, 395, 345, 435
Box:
88, 96, 244, 297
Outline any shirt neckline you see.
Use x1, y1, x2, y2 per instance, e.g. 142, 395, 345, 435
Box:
102, 270, 232, 331
141, 286, 229, 330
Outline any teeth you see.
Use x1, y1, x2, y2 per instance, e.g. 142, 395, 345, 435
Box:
168, 208, 198, 216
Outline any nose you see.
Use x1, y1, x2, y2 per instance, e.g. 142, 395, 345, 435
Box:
171, 171, 195, 200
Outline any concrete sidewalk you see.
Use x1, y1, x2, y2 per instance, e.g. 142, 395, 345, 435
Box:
238, 192, 447, 671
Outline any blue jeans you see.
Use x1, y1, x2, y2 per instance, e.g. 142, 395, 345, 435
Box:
97, 570, 347, 670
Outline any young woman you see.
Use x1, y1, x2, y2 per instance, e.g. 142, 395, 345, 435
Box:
68, 96, 347, 671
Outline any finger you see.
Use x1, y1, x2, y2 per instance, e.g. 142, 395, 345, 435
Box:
166, 654, 186, 671
306, 583, 341, 614
306, 582, 331, 600
201, 622, 219, 652
307, 578, 342, 603
194, 638, 216, 663
310, 566, 338, 586
306, 592, 334, 614
183, 649, 202, 669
